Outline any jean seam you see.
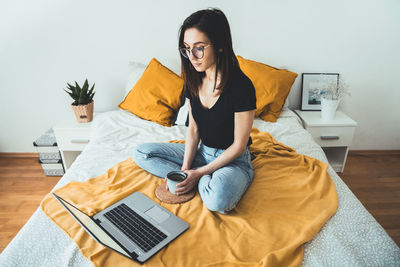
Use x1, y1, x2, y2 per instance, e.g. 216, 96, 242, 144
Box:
202, 150, 217, 157
135, 149, 150, 158
137, 150, 183, 164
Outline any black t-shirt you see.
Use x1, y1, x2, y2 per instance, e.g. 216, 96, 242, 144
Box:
184, 67, 256, 149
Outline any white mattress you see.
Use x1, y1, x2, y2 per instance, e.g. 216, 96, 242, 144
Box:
1, 109, 399, 266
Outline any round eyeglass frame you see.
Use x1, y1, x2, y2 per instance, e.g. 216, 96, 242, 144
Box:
179, 44, 212, 59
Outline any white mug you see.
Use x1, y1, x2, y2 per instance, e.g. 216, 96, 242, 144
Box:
166, 171, 187, 194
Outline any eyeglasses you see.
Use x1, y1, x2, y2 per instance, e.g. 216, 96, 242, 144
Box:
179, 44, 212, 59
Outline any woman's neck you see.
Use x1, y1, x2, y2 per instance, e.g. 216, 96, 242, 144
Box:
204, 63, 217, 82
204, 64, 222, 91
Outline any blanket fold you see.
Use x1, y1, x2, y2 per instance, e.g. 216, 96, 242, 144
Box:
41, 128, 337, 266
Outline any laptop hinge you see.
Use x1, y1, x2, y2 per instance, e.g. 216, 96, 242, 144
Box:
129, 251, 138, 260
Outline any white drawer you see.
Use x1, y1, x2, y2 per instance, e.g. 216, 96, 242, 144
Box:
306, 126, 355, 147
54, 127, 91, 151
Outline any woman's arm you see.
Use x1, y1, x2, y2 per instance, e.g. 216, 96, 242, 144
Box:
181, 100, 200, 170
175, 109, 255, 195
165, 100, 199, 191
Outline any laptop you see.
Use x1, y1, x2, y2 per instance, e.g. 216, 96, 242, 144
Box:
52, 192, 189, 264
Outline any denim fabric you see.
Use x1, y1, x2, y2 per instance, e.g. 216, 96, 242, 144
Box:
133, 142, 254, 214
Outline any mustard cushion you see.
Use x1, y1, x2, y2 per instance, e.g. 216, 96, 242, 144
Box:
119, 58, 184, 127
237, 55, 298, 122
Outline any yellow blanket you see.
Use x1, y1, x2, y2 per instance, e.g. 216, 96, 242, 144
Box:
41, 128, 337, 266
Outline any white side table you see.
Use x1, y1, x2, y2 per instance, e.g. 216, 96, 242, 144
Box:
295, 110, 357, 173
53, 116, 93, 171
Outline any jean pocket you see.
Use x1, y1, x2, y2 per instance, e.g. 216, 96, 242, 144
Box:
238, 149, 252, 166
244, 151, 254, 180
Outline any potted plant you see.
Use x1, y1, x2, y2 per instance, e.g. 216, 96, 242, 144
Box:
64, 79, 95, 123
320, 77, 350, 120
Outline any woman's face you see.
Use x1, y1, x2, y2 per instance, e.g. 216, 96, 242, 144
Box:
183, 27, 216, 73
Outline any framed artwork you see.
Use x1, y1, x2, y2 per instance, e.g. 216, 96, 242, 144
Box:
301, 73, 339, 110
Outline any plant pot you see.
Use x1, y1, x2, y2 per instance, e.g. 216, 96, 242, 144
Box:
321, 97, 340, 120
71, 101, 94, 123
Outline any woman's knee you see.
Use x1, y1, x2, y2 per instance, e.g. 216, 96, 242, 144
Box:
134, 142, 185, 160
203, 198, 232, 214
200, 188, 234, 214
135, 143, 155, 155
198, 170, 251, 214
133, 143, 154, 164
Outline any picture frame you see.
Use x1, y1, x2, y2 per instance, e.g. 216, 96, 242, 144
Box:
300, 73, 339, 110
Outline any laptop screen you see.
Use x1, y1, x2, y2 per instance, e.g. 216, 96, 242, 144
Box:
56, 195, 130, 258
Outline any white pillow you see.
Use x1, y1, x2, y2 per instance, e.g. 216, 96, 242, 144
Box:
282, 97, 290, 110
175, 97, 189, 126
123, 61, 147, 98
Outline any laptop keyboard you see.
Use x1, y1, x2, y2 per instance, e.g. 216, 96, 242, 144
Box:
104, 203, 168, 252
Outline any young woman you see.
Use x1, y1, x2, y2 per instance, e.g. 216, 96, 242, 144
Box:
133, 8, 256, 214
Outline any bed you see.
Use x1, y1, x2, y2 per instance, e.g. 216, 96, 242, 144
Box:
2, 56, 400, 266
1, 107, 399, 266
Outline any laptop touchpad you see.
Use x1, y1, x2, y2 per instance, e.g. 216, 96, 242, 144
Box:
145, 206, 170, 224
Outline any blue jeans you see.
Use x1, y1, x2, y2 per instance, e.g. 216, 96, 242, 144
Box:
133, 142, 254, 214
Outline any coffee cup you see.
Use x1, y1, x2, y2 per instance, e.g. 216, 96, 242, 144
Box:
166, 171, 187, 194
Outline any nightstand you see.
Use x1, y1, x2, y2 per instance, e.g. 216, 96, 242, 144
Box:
295, 110, 357, 173
53, 116, 93, 171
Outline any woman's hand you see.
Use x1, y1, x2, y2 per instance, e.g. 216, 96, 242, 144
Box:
165, 165, 191, 191
174, 169, 204, 195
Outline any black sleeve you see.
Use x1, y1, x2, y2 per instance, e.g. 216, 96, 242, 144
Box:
232, 75, 257, 112
182, 85, 190, 127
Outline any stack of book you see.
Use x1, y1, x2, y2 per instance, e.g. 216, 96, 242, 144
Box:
33, 129, 65, 176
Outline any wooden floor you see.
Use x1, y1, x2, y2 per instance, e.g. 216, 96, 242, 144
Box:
0, 151, 399, 254
0, 156, 60, 253
340, 150, 400, 247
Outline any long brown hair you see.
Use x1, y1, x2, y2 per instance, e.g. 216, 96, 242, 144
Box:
178, 8, 239, 98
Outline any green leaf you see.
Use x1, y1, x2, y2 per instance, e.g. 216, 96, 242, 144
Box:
88, 83, 95, 96
64, 89, 76, 100
74, 81, 81, 95
80, 85, 88, 100
64, 89, 73, 98
66, 83, 74, 89
88, 92, 95, 102
82, 79, 89, 92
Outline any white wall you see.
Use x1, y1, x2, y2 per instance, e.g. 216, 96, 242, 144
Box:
0, 0, 399, 152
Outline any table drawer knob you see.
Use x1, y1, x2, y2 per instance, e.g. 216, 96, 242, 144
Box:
71, 139, 90, 144
320, 136, 339, 140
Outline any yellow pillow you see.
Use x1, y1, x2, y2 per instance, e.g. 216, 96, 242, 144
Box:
237, 55, 298, 122
119, 58, 184, 126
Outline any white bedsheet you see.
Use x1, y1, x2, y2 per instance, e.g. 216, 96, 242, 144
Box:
1, 109, 399, 266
